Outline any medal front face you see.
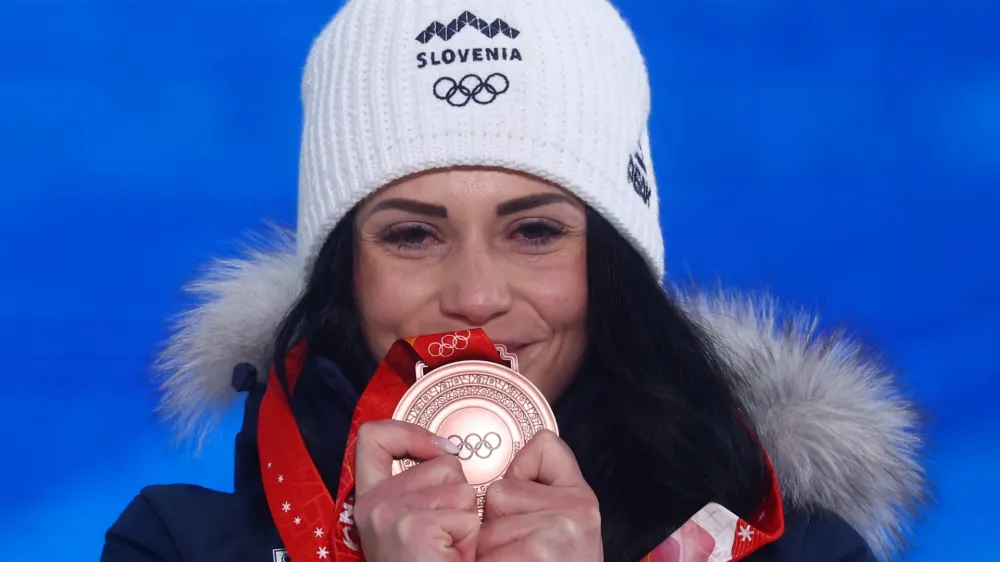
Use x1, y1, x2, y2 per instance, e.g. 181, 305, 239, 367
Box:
391, 358, 558, 514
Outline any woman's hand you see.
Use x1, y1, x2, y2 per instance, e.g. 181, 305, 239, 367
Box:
353, 420, 480, 562
478, 430, 603, 561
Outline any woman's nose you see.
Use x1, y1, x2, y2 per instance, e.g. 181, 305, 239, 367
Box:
439, 247, 512, 326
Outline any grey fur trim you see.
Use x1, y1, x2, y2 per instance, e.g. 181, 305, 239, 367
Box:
155, 229, 925, 559
154, 228, 306, 444
677, 289, 926, 561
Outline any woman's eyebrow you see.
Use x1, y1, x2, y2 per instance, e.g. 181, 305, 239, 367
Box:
369, 198, 448, 218
496, 193, 577, 216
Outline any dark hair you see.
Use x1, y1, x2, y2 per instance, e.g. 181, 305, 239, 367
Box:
272, 205, 768, 561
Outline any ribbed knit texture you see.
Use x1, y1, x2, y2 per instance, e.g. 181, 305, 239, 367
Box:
298, 0, 663, 276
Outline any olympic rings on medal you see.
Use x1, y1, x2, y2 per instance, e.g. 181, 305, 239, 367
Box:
447, 432, 503, 460
427, 330, 472, 358
433, 73, 510, 107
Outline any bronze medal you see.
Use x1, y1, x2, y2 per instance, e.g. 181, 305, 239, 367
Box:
391, 345, 558, 516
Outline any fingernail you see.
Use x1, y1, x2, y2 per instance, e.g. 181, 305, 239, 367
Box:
432, 435, 460, 455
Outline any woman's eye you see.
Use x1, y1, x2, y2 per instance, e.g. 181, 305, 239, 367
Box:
513, 220, 568, 247
380, 225, 437, 250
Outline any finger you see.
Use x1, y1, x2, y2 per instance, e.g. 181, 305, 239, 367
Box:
478, 511, 599, 561
390, 482, 478, 513
477, 539, 554, 562
386, 454, 469, 495
435, 510, 481, 561
506, 429, 586, 487
477, 513, 545, 557
397, 510, 481, 561
355, 420, 460, 496
483, 478, 568, 520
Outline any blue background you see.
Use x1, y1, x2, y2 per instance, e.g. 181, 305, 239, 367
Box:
1, 0, 997, 559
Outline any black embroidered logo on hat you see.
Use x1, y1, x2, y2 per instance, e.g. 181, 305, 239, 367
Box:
433, 73, 510, 107
416, 11, 520, 43
627, 146, 651, 206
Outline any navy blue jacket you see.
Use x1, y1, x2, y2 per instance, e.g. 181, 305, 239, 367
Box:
102, 357, 877, 562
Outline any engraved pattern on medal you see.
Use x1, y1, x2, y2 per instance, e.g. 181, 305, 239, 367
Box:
403, 373, 544, 438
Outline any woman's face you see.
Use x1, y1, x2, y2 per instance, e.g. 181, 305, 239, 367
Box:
353, 168, 588, 401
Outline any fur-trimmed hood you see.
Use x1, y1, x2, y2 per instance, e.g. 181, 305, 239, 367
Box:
155, 228, 926, 561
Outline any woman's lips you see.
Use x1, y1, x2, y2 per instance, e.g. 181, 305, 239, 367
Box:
494, 341, 532, 355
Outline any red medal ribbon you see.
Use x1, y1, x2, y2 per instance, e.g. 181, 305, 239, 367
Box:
258, 329, 784, 562
258, 342, 337, 561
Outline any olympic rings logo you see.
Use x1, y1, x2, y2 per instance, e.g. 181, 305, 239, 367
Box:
433, 73, 510, 107
427, 330, 471, 358
448, 432, 503, 460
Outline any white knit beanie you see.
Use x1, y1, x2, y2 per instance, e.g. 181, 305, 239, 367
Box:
297, 0, 663, 276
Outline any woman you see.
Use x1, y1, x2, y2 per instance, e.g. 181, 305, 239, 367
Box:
102, 1, 926, 561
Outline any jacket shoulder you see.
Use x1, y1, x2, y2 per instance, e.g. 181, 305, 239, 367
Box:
101, 484, 251, 562
750, 508, 877, 562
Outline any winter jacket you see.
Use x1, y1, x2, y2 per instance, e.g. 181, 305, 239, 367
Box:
101, 238, 925, 561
